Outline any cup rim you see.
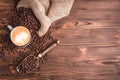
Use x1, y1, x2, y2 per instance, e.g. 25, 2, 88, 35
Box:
10, 26, 31, 47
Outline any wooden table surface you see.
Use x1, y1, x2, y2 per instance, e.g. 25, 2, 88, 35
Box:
0, 0, 120, 80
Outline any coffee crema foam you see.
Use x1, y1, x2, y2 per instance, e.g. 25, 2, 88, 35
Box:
11, 26, 31, 46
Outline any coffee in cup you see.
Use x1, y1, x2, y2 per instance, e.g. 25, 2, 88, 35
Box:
7, 25, 31, 46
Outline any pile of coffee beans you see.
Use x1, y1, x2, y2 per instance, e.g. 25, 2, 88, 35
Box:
0, 7, 57, 73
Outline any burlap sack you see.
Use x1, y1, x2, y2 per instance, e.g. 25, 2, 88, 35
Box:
17, 0, 74, 36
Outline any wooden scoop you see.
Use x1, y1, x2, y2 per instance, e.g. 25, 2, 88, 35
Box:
16, 40, 59, 73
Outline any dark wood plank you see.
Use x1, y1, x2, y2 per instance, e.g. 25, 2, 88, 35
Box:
51, 0, 120, 46
52, 21, 120, 46
0, 0, 14, 27
0, 46, 120, 80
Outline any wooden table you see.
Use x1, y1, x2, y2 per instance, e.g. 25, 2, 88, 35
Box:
0, 0, 120, 80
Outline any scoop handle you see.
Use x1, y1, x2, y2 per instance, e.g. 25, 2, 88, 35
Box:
37, 40, 59, 58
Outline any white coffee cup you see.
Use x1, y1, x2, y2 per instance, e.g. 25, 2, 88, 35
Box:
7, 25, 31, 47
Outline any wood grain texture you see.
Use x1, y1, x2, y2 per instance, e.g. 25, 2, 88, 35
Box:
0, 0, 120, 80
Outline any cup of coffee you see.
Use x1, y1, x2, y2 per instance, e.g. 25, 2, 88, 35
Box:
7, 25, 31, 47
